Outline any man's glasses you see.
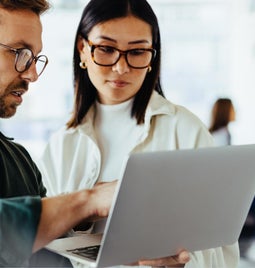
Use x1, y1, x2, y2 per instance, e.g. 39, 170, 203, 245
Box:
87, 40, 156, 69
0, 43, 48, 76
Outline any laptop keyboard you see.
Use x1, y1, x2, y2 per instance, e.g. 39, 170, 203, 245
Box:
67, 245, 100, 260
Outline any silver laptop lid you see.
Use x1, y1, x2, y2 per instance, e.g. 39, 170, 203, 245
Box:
98, 145, 255, 267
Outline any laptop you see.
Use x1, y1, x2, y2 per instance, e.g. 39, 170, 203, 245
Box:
46, 144, 255, 267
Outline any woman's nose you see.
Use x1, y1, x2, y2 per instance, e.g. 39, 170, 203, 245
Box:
112, 55, 130, 74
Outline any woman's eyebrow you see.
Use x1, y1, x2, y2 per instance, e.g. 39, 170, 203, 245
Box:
95, 35, 150, 45
128, 40, 150, 45
95, 36, 116, 42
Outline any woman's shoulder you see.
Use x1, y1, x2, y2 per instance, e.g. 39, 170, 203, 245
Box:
149, 93, 213, 147
150, 91, 207, 126
50, 125, 79, 139
45, 126, 79, 149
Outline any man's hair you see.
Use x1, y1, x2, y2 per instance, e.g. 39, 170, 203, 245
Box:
0, 0, 50, 15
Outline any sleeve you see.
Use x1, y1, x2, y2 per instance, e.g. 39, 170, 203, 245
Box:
36, 129, 66, 197
37, 138, 60, 197
0, 196, 42, 266
185, 243, 240, 268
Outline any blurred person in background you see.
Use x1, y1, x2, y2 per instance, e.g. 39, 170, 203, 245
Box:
209, 98, 236, 146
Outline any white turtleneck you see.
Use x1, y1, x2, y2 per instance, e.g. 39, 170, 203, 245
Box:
94, 98, 143, 183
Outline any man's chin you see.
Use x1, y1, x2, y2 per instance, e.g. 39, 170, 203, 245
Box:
0, 108, 17, 118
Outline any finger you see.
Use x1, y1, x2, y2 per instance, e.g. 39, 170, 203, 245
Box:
176, 251, 190, 263
138, 251, 190, 267
138, 256, 179, 267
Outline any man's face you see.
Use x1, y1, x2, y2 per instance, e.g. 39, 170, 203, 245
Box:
0, 8, 43, 118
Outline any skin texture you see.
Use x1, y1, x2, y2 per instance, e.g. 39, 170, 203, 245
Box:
0, 8, 41, 118
77, 15, 152, 105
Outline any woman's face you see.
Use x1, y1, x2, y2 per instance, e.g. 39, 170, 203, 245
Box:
78, 15, 153, 105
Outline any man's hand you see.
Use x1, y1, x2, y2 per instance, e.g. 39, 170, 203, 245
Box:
88, 180, 117, 219
33, 180, 117, 252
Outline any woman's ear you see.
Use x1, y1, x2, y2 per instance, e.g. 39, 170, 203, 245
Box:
77, 36, 86, 54
77, 36, 87, 64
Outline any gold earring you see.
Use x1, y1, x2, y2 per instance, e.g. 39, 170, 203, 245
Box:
147, 66, 152, 73
79, 61, 87, 69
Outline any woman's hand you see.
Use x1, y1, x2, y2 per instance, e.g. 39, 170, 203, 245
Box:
137, 250, 190, 267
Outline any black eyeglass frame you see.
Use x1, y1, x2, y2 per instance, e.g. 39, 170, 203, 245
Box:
87, 40, 156, 69
0, 42, 48, 76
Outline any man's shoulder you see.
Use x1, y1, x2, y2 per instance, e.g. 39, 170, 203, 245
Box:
0, 131, 31, 159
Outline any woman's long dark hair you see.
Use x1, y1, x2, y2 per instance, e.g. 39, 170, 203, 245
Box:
67, 0, 164, 128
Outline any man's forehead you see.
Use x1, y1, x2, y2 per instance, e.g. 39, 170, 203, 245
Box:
0, 7, 40, 21
0, 7, 43, 52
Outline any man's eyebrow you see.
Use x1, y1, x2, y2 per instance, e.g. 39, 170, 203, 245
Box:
8, 41, 32, 49
9, 41, 42, 54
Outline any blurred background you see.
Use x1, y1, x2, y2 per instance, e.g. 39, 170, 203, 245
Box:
1, 0, 255, 266
1, 0, 255, 157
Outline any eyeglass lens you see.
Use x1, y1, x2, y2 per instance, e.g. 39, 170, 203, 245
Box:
93, 47, 153, 68
16, 48, 47, 75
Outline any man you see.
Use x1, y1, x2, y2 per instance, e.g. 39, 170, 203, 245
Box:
0, 0, 116, 266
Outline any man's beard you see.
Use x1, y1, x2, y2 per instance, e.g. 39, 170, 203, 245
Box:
0, 97, 17, 118
0, 81, 28, 118
8, 80, 28, 92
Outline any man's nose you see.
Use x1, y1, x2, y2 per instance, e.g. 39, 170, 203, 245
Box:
19, 61, 39, 83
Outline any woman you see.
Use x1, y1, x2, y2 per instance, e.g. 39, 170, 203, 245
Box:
39, 0, 239, 267
209, 98, 236, 146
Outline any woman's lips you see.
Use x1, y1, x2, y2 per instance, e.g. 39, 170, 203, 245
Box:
109, 80, 129, 88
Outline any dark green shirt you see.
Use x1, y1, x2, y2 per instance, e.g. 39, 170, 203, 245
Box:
0, 132, 46, 266
0, 132, 46, 198
0, 196, 41, 266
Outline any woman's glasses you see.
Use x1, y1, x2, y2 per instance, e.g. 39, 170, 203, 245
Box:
87, 40, 156, 69
0, 43, 48, 76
